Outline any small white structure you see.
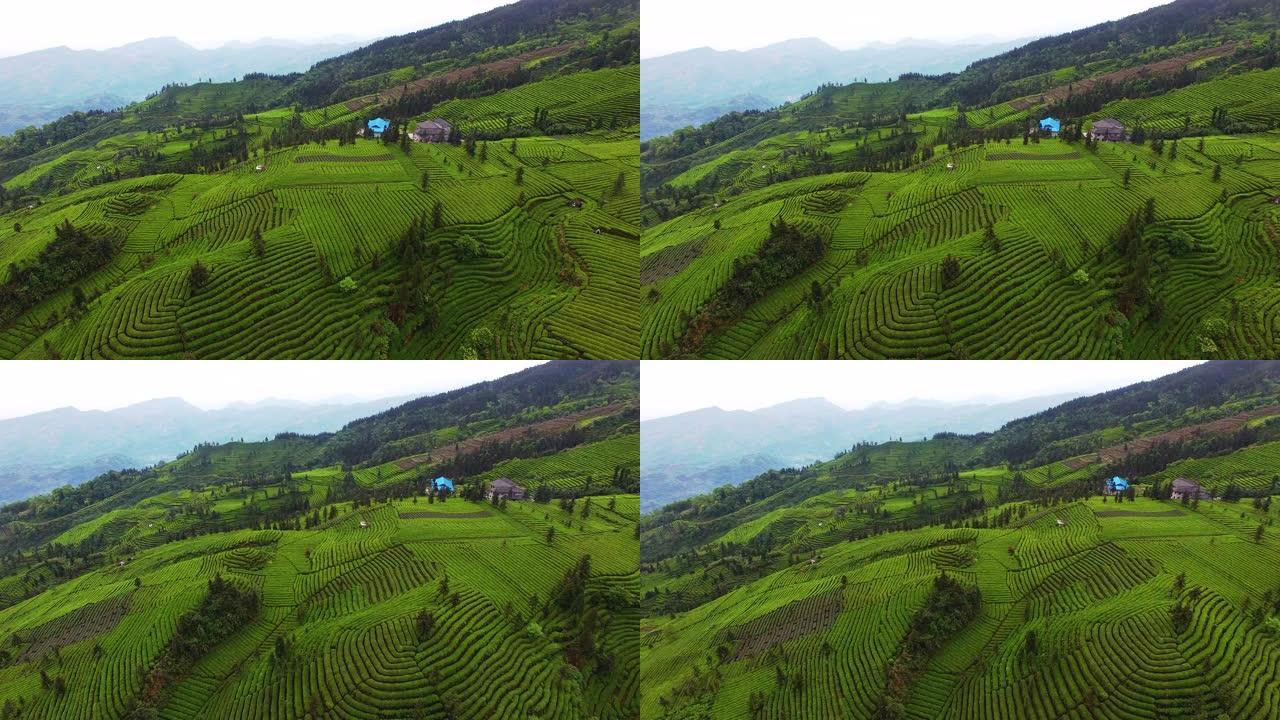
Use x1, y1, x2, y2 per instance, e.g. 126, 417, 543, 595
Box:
1056, 518, 1066, 527
255, 164, 264, 172
118, 560, 126, 567
359, 520, 369, 529
946, 162, 955, 171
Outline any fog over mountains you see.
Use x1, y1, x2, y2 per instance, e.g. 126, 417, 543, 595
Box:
640, 36, 1028, 139
640, 393, 1076, 512
0, 394, 411, 505
0, 36, 364, 135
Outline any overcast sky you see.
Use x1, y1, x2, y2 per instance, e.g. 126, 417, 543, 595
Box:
641, 361, 1202, 421
0, 0, 514, 58
0, 361, 543, 420
642, 0, 1171, 58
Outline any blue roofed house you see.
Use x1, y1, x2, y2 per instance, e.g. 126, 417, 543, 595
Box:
367, 117, 391, 138
1039, 117, 1061, 136
1105, 476, 1129, 494
432, 476, 454, 493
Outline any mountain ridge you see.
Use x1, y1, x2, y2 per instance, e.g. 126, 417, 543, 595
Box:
0, 393, 417, 504
640, 392, 1078, 511
640, 35, 1029, 139
0, 35, 364, 135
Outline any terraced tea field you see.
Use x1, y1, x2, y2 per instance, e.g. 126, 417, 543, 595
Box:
641, 11, 1280, 361
0, 0, 640, 359
0, 122, 639, 359
643, 132, 1280, 359
0, 443, 639, 719
642, 494, 1280, 719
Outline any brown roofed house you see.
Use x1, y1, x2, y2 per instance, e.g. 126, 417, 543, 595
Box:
487, 477, 526, 500
1171, 477, 1211, 501
412, 119, 453, 143
1090, 118, 1126, 141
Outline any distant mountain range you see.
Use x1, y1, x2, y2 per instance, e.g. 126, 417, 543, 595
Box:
640, 36, 1028, 139
0, 395, 411, 505
640, 394, 1076, 512
0, 36, 365, 135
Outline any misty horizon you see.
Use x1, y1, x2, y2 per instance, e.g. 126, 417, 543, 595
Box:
0, 361, 545, 422
0, 0, 514, 58
640, 0, 1171, 59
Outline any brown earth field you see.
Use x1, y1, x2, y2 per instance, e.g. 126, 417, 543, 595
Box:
730, 586, 844, 660
1063, 403, 1280, 469
1009, 42, 1239, 111
392, 401, 628, 471
343, 41, 581, 112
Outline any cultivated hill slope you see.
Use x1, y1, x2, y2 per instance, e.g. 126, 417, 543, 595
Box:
641, 361, 1280, 719
0, 362, 639, 719
640, 0, 1280, 359
0, 0, 640, 360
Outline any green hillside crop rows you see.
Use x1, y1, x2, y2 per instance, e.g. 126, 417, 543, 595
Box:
643, 494, 1280, 719
644, 132, 1280, 359
0, 115, 639, 359
0, 362, 640, 719
0, 0, 639, 360
0, 450, 638, 720
641, 364, 1280, 719
642, 17, 1280, 359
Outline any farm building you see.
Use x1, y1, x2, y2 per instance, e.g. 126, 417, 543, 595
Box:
487, 477, 526, 500
1104, 476, 1130, 494
432, 476, 455, 493
367, 117, 391, 138
1039, 117, 1061, 135
411, 119, 453, 143
1090, 118, 1126, 141
1171, 477, 1211, 500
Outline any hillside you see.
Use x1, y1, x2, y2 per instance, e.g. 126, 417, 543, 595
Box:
640, 361, 1280, 719
0, 0, 640, 360
640, 0, 1280, 359
0, 360, 639, 719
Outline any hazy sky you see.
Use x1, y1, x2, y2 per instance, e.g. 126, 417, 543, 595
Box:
0, 0, 514, 58
0, 361, 543, 420
641, 0, 1171, 58
641, 361, 1202, 421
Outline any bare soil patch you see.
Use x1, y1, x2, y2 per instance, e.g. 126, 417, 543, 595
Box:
1063, 403, 1280, 469
393, 402, 627, 471
730, 587, 843, 660
641, 238, 706, 286
377, 42, 580, 105
17, 593, 132, 662
1011, 43, 1239, 110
